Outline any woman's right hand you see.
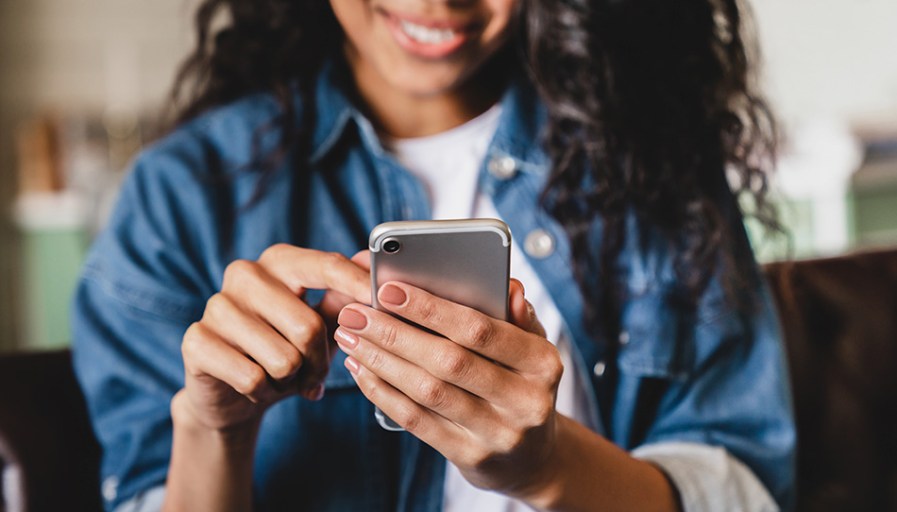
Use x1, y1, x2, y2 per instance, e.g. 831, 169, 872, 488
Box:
174, 245, 371, 432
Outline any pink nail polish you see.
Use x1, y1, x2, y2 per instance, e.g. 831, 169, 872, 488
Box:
335, 328, 358, 348
379, 283, 407, 306
338, 308, 368, 329
345, 356, 360, 374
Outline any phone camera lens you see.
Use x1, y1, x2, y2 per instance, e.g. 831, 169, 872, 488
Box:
383, 239, 401, 254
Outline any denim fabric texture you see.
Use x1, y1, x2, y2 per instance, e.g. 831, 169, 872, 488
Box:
72, 60, 796, 511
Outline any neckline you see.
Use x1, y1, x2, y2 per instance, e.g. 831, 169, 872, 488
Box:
385, 103, 503, 155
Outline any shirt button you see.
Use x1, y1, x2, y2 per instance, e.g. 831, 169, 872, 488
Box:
488, 155, 517, 179
524, 229, 555, 259
593, 360, 607, 378
619, 330, 630, 345
102, 476, 119, 502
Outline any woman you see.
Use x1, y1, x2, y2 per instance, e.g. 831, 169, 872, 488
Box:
72, 1, 795, 511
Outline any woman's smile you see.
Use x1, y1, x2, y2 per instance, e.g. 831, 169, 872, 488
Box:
379, 8, 482, 59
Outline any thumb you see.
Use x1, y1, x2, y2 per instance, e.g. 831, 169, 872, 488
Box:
509, 279, 546, 337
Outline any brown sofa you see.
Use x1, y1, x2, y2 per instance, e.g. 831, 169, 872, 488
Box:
1, 248, 896, 511
766, 249, 897, 511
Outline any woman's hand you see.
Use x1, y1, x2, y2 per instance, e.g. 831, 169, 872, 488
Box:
334, 279, 565, 501
175, 245, 370, 432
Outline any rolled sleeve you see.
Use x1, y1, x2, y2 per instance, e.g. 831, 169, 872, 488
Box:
633, 442, 778, 512
113, 486, 166, 512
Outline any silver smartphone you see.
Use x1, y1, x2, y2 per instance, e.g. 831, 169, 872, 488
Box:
369, 218, 512, 431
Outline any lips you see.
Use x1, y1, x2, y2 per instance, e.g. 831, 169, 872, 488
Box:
399, 19, 459, 44
381, 10, 480, 59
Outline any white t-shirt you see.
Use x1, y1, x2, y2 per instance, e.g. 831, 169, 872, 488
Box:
388, 105, 596, 512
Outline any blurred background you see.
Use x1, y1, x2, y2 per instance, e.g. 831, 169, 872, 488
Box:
0, 0, 895, 352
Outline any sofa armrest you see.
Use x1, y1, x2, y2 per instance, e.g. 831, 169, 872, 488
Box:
765, 248, 897, 512
0, 350, 102, 511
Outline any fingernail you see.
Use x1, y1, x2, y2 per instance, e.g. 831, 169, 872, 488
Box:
379, 284, 407, 306
338, 307, 368, 330
334, 328, 358, 349
345, 356, 360, 375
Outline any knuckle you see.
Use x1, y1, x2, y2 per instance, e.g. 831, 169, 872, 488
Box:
269, 347, 302, 380
237, 366, 267, 398
367, 347, 387, 372
363, 373, 381, 398
528, 396, 555, 426
415, 298, 439, 322
494, 427, 524, 456
466, 318, 495, 349
181, 324, 207, 373
259, 243, 290, 264
438, 349, 471, 381
267, 360, 291, 381
325, 251, 350, 266
539, 349, 564, 387
380, 322, 400, 350
516, 386, 555, 429
204, 293, 236, 322
396, 406, 424, 433
181, 323, 202, 351
287, 315, 324, 345
222, 259, 258, 289
322, 252, 349, 277
284, 346, 304, 370
417, 378, 450, 410
322, 252, 355, 290
203, 293, 223, 315
306, 314, 327, 337
285, 321, 311, 345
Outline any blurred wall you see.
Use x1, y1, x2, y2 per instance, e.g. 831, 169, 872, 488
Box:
751, 0, 897, 259
753, 0, 897, 129
0, 0, 193, 349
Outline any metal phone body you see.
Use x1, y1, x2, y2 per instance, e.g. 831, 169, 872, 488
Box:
369, 219, 511, 431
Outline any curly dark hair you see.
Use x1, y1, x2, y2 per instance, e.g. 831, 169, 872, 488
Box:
170, 0, 779, 344
525, 0, 780, 335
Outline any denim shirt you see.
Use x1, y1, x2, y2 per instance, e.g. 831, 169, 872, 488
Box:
72, 61, 796, 511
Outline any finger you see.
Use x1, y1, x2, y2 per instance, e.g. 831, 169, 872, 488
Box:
269, 298, 330, 393
225, 263, 332, 391
376, 282, 548, 369
319, 251, 371, 327
338, 305, 523, 403
334, 326, 496, 431
509, 282, 546, 338
182, 322, 279, 404
343, 355, 468, 450
319, 289, 357, 326
204, 293, 304, 386
350, 250, 371, 271
258, 245, 371, 304
509, 278, 525, 298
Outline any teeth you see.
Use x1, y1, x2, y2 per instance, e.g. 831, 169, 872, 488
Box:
399, 20, 458, 44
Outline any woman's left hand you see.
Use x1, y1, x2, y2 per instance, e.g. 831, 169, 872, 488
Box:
334, 278, 564, 501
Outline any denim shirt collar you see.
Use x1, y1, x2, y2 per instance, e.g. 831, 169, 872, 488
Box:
307, 56, 550, 173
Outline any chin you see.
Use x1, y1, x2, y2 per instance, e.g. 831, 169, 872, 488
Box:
386, 66, 467, 98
